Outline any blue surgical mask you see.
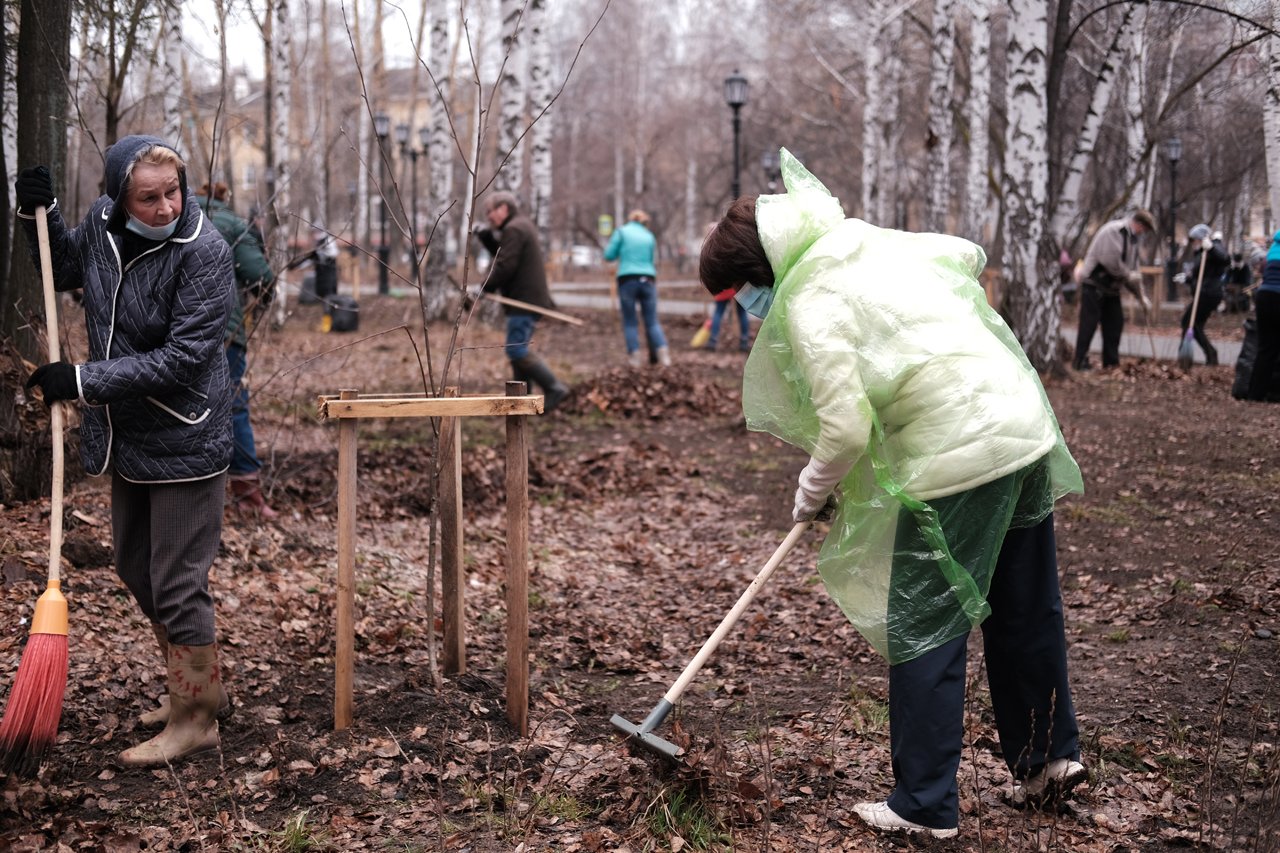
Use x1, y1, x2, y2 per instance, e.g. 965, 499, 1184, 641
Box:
734, 282, 775, 319
125, 214, 179, 241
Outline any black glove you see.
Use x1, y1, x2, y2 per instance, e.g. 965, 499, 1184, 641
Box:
15, 166, 55, 212
26, 362, 78, 403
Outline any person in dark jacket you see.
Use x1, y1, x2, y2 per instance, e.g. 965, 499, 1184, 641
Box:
197, 182, 278, 520
1179, 224, 1229, 366
1248, 231, 1280, 401
18, 135, 235, 768
474, 191, 570, 412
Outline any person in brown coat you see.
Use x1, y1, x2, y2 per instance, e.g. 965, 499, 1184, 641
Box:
474, 191, 569, 411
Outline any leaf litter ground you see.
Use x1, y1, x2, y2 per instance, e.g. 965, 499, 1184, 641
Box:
0, 296, 1277, 852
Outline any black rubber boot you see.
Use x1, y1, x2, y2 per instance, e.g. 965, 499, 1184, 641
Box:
513, 354, 570, 413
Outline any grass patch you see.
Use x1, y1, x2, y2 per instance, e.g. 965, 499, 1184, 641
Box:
847, 684, 890, 734
644, 785, 731, 850
533, 791, 592, 822
230, 810, 334, 852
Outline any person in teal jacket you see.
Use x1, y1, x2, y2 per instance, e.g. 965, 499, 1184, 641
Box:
699, 150, 1087, 840
604, 210, 670, 366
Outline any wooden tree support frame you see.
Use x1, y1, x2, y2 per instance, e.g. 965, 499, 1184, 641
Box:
317, 384, 544, 735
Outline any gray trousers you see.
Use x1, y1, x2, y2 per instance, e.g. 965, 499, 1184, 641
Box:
112, 471, 226, 646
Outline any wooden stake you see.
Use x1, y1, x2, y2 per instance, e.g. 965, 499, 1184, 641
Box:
504, 380, 530, 736
440, 387, 465, 675
334, 389, 358, 730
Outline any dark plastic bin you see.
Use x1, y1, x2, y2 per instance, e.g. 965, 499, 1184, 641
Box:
326, 295, 359, 333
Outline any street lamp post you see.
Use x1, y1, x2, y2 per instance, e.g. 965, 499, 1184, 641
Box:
723, 70, 748, 200
1164, 136, 1182, 300
396, 123, 423, 287
374, 112, 391, 295
761, 149, 781, 193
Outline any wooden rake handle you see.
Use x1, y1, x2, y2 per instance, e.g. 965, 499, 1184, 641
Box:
660, 521, 810, 706
34, 206, 64, 585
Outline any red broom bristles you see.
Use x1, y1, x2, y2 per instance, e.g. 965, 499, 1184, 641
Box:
0, 582, 69, 777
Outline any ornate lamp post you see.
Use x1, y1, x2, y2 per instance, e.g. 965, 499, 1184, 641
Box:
1164, 136, 1182, 298
723, 69, 748, 200
396, 123, 430, 287
761, 149, 781, 193
374, 111, 391, 295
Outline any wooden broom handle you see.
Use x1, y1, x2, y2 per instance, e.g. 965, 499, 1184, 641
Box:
35, 206, 64, 585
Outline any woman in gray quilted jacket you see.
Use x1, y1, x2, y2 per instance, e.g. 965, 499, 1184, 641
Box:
18, 135, 236, 768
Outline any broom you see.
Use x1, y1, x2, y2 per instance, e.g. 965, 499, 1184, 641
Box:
690, 317, 712, 349
1177, 246, 1210, 370
0, 205, 70, 777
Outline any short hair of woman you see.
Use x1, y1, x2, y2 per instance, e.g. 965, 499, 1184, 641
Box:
699, 196, 774, 296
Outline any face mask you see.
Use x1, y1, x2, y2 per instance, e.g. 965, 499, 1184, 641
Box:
125, 214, 179, 241
734, 282, 775, 319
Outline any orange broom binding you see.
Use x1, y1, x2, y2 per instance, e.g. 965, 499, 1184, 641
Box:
0, 205, 71, 776
0, 583, 68, 776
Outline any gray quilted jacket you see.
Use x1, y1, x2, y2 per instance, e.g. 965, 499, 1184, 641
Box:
21, 146, 235, 482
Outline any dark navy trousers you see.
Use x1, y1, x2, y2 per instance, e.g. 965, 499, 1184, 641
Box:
885, 514, 1079, 830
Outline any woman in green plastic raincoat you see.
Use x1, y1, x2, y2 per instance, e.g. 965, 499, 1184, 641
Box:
698, 150, 1087, 840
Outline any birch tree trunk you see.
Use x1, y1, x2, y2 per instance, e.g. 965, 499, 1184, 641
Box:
317, 0, 332, 230
1001, 0, 1057, 370
1048, 3, 1136, 244
265, 0, 292, 326
427, 0, 454, 291
495, 0, 527, 194
528, 0, 552, 249
862, 2, 908, 225
925, 0, 957, 232
961, 0, 992, 244
159, 4, 183, 145
880, 12, 906, 226
1266, 3, 1280, 226
861, 0, 886, 221
350, 0, 370, 257
1125, 3, 1152, 212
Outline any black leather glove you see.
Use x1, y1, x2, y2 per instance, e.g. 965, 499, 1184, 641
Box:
26, 362, 78, 403
15, 166, 55, 212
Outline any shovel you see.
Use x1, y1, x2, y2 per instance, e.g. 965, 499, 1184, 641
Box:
610, 521, 809, 761
1177, 247, 1209, 370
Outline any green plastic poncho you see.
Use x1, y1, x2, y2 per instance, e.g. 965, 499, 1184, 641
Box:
743, 150, 1083, 664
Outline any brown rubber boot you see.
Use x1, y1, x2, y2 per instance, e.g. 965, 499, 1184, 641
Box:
119, 644, 222, 767
229, 472, 279, 520
139, 625, 232, 727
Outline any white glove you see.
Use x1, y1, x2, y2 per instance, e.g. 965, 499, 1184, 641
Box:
1127, 270, 1143, 288
792, 456, 853, 523
1202, 238, 1214, 251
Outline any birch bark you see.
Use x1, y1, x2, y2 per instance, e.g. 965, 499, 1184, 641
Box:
1001, 0, 1057, 369
495, 0, 527, 194
528, 0, 552, 247
1049, 3, 1136, 244
1266, 2, 1280, 225
962, 0, 992, 244
925, 0, 957, 232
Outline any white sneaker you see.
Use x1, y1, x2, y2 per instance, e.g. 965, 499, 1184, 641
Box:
1011, 758, 1088, 807
853, 801, 958, 839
